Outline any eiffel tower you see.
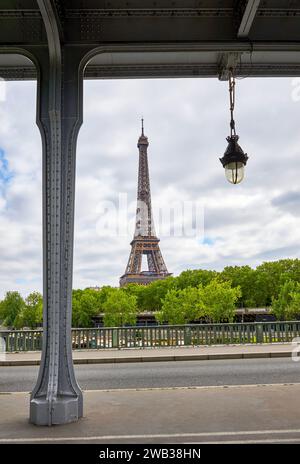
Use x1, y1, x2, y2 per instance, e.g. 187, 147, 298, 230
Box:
120, 120, 171, 286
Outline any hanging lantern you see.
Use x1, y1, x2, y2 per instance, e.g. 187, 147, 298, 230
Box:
220, 68, 249, 184
220, 135, 248, 184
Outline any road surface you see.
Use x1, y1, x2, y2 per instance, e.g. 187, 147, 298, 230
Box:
1, 357, 300, 392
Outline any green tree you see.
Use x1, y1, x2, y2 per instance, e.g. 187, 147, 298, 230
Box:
93, 286, 114, 310
72, 288, 101, 327
221, 266, 258, 307
200, 279, 241, 323
256, 259, 300, 305
252, 269, 272, 307
15, 292, 43, 328
271, 280, 300, 321
287, 287, 300, 320
0, 291, 25, 328
123, 284, 146, 310
175, 269, 218, 290
156, 286, 204, 325
102, 289, 138, 327
135, 277, 176, 312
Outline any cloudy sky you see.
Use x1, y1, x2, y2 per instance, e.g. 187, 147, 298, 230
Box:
0, 76, 300, 298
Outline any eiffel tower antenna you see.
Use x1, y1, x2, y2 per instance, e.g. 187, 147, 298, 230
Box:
120, 123, 171, 286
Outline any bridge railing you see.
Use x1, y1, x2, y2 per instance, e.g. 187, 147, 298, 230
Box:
1, 321, 300, 352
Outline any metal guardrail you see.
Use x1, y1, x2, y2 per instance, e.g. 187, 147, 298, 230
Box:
1, 321, 300, 352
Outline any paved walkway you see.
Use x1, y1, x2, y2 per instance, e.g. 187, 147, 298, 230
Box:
1, 384, 300, 443
0, 342, 295, 366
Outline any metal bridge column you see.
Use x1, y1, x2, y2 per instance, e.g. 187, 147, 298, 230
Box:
29, 1, 85, 426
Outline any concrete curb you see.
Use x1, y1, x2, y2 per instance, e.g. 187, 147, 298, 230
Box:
0, 351, 292, 366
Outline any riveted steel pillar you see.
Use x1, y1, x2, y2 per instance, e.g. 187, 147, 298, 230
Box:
29, 1, 84, 426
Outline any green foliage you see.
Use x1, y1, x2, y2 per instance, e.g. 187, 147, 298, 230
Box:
219, 260, 300, 309
102, 288, 138, 327
123, 283, 147, 310
220, 266, 258, 307
0, 291, 25, 328
136, 277, 177, 312
156, 287, 204, 325
93, 286, 114, 309
287, 289, 300, 320
157, 280, 240, 325
251, 270, 272, 307
256, 259, 300, 306
72, 288, 102, 328
199, 279, 241, 323
271, 280, 300, 321
15, 292, 43, 329
175, 269, 217, 290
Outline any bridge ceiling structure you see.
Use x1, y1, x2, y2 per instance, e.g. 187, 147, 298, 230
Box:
0, 0, 300, 79
0, 0, 300, 427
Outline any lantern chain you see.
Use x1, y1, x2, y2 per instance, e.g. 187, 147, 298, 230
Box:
229, 68, 236, 137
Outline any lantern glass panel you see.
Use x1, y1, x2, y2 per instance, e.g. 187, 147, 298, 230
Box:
225, 162, 245, 184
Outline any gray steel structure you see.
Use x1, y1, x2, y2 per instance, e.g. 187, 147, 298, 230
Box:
0, 0, 300, 425
120, 123, 171, 286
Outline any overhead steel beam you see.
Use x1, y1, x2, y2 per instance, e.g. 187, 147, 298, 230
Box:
237, 0, 261, 38
3, 42, 300, 80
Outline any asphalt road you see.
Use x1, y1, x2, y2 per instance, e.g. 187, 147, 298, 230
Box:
1, 357, 300, 392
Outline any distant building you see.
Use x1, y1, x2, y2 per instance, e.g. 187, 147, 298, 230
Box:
85, 286, 102, 291
92, 308, 276, 327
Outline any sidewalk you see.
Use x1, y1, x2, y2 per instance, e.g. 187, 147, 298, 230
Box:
1, 384, 300, 443
0, 342, 295, 366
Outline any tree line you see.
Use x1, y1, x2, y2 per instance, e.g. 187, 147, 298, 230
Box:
1, 259, 300, 329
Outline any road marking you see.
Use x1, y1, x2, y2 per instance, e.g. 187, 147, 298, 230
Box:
0, 391, 31, 395
83, 382, 300, 393
1, 382, 300, 395
2, 429, 300, 443
185, 438, 300, 444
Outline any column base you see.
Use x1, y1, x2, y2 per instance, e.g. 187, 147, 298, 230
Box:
30, 394, 83, 426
